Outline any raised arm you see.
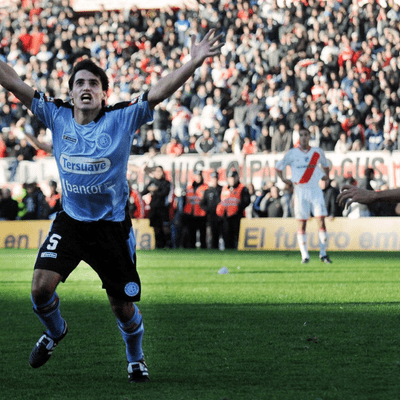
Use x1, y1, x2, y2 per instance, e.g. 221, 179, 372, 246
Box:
0, 60, 35, 110
147, 29, 224, 109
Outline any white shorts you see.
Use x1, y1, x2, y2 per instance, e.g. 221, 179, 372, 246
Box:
293, 185, 327, 220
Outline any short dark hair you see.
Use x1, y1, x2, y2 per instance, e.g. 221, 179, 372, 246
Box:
68, 59, 109, 92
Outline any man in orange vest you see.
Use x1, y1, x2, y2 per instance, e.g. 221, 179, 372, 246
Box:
182, 168, 208, 248
216, 169, 251, 249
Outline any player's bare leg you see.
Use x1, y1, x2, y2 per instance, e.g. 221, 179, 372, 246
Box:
108, 295, 149, 382
30, 270, 68, 368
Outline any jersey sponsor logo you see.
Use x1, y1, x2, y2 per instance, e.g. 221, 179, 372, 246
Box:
41, 252, 57, 259
60, 154, 111, 175
61, 178, 111, 195
124, 282, 140, 297
62, 134, 77, 143
96, 134, 112, 149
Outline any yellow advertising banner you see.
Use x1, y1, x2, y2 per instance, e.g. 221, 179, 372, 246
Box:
238, 217, 400, 252
0, 219, 155, 250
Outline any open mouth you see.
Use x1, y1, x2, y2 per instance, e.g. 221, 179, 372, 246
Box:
81, 94, 92, 103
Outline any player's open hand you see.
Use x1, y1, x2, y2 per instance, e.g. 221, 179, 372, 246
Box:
337, 184, 376, 208
190, 29, 224, 68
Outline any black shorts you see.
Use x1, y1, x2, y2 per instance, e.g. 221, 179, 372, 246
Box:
34, 211, 141, 302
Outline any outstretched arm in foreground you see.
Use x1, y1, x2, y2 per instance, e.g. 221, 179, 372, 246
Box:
0, 60, 35, 110
147, 29, 224, 109
337, 184, 400, 208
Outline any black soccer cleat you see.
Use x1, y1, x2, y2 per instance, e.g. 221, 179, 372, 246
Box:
301, 258, 310, 264
320, 255, 332, 264
128, 359, 150, 383
29, 322, 68, 368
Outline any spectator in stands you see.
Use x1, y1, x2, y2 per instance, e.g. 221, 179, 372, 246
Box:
142, 129, 161, 154
165, 137, 184, 157
319, 126, 336, 152
281, 181, 294, 218
320, 178, 341, 220
181, 169, 208, 249
200, 170, 222, 249
195, 128, 219, 156
200, 96, 223, 131
271, 122, 292, 153
0, 187, 19, 220
20, 182, 49, 220
141, 166, 172, 249
16, 138, 36, 162
364, 122, 384, 151
1, 0, 400, 170
46, 180, 62, 220
188, 106, 202, 138
152, 101, 171, 145
216, 169, 251, 249
241, 136, 257, 156
256, 125, 272, 154
128, 183, 145, 220
254, 185, 284, 218
167, 98, 192, 150
335, 131, 352, 154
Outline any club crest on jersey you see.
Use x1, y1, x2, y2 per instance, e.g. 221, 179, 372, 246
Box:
60, 154, 111, 174
96, 134, 112, 149
124, 282, 140, 297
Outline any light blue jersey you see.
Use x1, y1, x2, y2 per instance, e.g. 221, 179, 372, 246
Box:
31, 91, 153, 222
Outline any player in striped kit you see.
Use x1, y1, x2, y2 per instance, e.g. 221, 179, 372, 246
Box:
276, 128, 332, 264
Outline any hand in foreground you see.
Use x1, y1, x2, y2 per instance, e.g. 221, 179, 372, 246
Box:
337, 184, 376, 208
190, 29, 224, 67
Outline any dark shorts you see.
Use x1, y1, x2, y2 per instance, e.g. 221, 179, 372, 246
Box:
34, 211, 141, 302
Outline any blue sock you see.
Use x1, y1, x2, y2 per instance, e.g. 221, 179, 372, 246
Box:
117, 304, 144, 363
31, 292, 65, 339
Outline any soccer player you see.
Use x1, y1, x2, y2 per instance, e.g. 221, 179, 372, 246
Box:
275, 128, 332, 264
0, 29, 223, 382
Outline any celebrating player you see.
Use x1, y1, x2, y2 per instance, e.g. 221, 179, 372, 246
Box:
276, 128, 332, 264
0, 29, 223, 382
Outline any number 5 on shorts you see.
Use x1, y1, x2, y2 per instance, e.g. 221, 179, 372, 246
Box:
47, 234, 62, 251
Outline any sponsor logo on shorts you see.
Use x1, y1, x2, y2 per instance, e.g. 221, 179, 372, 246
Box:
60, 154, 111, 175
41, 252, 57, 259
124, 282, 140, 297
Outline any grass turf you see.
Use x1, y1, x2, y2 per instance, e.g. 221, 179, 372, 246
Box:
1, 249, 400, 399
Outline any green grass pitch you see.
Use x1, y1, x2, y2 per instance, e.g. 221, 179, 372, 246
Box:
1, 248, 400, 400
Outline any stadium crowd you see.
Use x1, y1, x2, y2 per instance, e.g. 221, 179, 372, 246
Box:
1, 0, 400, 242
1, 0, 400, 157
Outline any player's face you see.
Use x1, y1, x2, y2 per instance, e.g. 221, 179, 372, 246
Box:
299, 130, 311, 149
70, 70, 107, 112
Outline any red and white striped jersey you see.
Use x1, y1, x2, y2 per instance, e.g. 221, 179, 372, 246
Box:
276, 146, 329, 188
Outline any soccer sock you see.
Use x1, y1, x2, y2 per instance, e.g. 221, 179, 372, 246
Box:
117, 304, 144, 363
319, 229, 327, 257
31, 292, 66, 339
297, 232, 309, 259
